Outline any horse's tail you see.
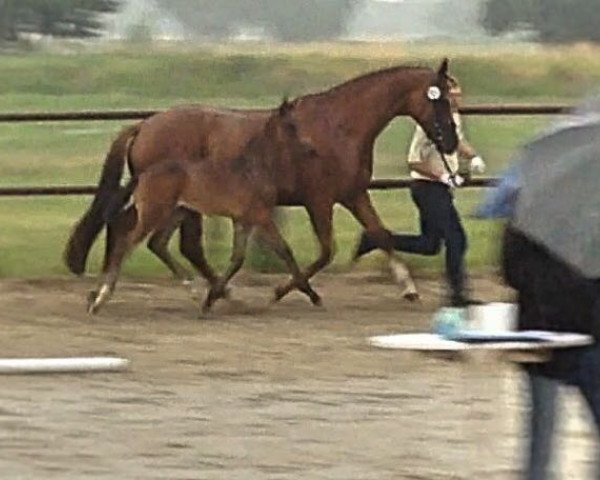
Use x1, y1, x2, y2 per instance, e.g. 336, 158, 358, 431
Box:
64, 123, 141, 275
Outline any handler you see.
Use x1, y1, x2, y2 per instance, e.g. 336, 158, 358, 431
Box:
353, 77, 485, 306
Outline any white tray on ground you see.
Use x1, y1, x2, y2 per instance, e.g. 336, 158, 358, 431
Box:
368, 331, 593, 352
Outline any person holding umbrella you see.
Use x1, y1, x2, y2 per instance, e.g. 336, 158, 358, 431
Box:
476, 98, 600, 479
353, 76, 485, 306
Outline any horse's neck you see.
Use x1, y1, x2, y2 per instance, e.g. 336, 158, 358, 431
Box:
314, 68, 428, 145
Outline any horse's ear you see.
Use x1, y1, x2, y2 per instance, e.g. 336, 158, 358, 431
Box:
437, 58, 449, 77
278, 97, 293, 116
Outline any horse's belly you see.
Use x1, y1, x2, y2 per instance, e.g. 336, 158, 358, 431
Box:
179, 173, 256, 218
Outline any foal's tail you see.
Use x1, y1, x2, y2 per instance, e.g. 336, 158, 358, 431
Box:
63, 124, 141, 275
103, 176, 138, 225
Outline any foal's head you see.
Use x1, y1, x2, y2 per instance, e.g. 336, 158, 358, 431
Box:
410, 58, 459, 155
262, 97, 314, 160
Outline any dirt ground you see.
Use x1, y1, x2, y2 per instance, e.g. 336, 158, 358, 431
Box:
0, 272, 596, 479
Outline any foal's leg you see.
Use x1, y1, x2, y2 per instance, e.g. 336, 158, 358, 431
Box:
88, 205, 145, 314
147, 207, 191, 282
148, 207, 220, 300
254, 216, 321, 306
179, 209, 219, 289
343, 192, 419, 300
270, 200, 335, 302
202, 220, 251, 313
89, 168, 183, 314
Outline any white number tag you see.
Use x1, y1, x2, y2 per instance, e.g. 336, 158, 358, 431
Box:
427, 86, 441, 101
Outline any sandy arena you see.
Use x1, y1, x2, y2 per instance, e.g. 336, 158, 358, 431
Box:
0, 272, 596, 479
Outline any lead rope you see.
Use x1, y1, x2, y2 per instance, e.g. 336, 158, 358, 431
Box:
434, 123, 459, 187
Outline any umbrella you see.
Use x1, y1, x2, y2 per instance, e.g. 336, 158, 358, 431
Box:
475, 96, 600, 278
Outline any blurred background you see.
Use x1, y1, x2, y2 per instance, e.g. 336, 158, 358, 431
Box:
1, 0, 600, 278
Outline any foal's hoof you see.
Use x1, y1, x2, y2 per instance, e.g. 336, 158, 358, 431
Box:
221, 286, 232, 300
403, 291, 420, 302
200, 300, 213, 317
87, 290, 99, 315
272, 285, 287, 304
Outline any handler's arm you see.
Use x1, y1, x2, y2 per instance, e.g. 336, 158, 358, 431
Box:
409, 163, 445, 181
406, 127, 446, 181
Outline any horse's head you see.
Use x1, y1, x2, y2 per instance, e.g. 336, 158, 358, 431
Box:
410, 58, 459, 155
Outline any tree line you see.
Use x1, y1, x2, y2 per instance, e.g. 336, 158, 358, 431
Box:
0, 0, 119, 41
1, 0, 599, 44
483, 0, 600, 42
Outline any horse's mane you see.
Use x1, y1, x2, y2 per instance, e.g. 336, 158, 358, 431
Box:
298, 64, 432, 102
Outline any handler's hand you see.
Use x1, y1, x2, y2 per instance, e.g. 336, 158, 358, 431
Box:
441, 173, 464, 188
470, 156, 486, 174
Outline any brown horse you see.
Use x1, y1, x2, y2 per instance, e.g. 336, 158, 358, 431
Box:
87, 100, 321, 314
66, 58, 458, 307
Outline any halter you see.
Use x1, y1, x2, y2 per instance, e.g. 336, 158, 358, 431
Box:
427, 85, 458, 186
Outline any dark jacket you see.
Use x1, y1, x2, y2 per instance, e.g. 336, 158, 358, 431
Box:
501, 224, 600, 379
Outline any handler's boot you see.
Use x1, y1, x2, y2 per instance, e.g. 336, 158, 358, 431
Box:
351, 231, 376, 262
450, 293, 484, 307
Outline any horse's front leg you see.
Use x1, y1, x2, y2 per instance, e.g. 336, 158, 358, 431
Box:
343, 191, 419, 301
272, 200, 334, 303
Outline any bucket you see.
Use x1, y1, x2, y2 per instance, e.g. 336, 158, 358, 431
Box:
467, 302, 518, 332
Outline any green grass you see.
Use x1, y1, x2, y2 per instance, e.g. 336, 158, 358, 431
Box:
3, 42, 600, 107
0, 42, 593, 278
0, 189, 506, 278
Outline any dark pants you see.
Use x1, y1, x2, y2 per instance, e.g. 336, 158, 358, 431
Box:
357, 180, 467, 300
524, 344, 600, 479
525, 369, 559, 480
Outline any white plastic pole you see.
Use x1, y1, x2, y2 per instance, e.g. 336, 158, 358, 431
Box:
0, 357, 130, 374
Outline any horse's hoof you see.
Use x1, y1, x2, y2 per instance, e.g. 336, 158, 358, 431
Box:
202, 287, 225, 314
268, 294, 279, 306
201, 295, 214, 313
403, 291, 420, 302
309, 291, 323, 307
272, 286, 286, 303
206, 284, 229, 304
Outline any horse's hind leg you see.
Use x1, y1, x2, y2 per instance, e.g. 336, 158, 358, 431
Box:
147, 207, 192, 282
202, 220, 251, 313
254, 216, 321, 306
179, 208, 219, 290
343, 192, 419, 301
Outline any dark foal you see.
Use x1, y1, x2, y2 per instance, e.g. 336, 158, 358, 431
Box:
87, 100, 319, 315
